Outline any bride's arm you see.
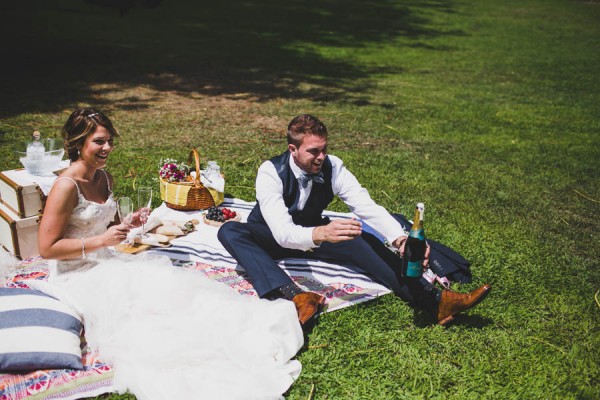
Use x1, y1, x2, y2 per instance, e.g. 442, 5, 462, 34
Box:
39, 179, 129, 260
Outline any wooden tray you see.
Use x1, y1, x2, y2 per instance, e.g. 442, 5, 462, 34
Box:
115, 242, 152, 254
114, 235, 173, 254
203, 214, 241, 227
115, 220, 197, 254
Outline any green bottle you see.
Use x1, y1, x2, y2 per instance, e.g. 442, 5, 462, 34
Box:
403, 203, 426, 278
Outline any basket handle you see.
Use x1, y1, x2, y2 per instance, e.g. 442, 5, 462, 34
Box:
187, 148, 204, 187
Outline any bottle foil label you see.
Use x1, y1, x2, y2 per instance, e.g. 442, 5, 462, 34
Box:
409, 228, 425, 241
406, 260, 423, 277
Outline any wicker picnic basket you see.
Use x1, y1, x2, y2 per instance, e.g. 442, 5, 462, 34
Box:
159, 148, 215, 211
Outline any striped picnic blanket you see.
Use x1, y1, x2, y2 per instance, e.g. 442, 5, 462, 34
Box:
146, 197, 392, 312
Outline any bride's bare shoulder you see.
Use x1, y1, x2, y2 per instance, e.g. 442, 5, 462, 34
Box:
50, 175, 80, 201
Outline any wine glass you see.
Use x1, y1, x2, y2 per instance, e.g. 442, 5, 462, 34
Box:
117, 197, 134, 245
137, 187, 153, 239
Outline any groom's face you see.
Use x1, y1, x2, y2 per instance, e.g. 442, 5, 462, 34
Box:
289, 134, 328, 174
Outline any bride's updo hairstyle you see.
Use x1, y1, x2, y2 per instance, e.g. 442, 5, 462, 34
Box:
61, 107, 119, 162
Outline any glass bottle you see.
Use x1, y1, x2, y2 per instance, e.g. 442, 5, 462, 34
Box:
402, 202, 426, 278
27, 131, 45, 160
206, 161, 218, 179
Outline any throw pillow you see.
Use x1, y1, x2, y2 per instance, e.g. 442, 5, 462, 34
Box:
0, 287, 83, 372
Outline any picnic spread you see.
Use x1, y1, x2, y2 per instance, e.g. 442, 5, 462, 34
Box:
0, 151, 472, 399
1, 198, 392, 400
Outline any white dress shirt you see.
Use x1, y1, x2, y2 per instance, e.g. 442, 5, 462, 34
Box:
255, 153, 407, 251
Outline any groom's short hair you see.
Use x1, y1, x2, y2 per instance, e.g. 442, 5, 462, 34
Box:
287, 114, 328, 147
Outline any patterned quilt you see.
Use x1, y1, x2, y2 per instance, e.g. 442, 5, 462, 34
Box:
1, 257, 114, 400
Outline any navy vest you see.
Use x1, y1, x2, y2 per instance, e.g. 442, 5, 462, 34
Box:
248, 151, 334, 227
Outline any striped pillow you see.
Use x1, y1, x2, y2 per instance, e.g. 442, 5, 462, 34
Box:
0, 287, 83, 372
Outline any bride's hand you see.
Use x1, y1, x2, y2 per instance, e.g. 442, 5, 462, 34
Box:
104, 224, 131, 247
129, 207, 151, 228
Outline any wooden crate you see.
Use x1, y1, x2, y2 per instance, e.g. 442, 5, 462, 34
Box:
0, 201, 40, 259
0, 169, 47, 218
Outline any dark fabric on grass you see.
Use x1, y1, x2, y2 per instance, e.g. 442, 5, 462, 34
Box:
361, 214, 473, 283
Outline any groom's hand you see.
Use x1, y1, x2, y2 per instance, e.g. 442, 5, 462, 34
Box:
393, 235, 431, 267
312, 218, 362, 245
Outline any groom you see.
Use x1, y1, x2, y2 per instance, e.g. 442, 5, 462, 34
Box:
218, 114, 491, 326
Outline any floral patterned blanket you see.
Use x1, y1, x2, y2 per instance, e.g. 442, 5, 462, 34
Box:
1, 257, 114, 400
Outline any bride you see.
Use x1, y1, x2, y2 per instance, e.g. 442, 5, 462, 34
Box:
37, 108, 304, 400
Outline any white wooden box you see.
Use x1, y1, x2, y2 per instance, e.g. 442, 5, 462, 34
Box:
0, 169, 50, 218
0, 201, 40, 259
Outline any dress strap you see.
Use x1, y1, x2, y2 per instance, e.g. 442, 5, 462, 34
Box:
99, 169, 113, 195
53, 176, 81, 196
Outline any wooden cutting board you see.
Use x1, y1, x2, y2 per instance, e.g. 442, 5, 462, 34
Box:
115, 242, 152, 254
114, 219, 199, 254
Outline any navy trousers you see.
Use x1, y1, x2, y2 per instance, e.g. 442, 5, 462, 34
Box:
217, 220, 438, 313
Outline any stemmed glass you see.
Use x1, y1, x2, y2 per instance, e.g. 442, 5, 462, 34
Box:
137, 187, 153, 239
117, 197, 134, 245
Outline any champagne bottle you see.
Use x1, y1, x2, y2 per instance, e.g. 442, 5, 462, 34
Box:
402, 202, 426, 278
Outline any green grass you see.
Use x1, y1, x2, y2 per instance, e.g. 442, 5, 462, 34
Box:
1, 0, 599, 398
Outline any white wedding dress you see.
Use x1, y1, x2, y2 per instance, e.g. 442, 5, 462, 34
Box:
36, 178, 304, 400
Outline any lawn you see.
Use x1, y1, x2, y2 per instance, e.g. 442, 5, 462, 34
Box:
0, 0, 598, 398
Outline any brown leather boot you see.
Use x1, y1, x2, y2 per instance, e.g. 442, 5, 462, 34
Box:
437, 284, 492, 326
292, 292, 326, 325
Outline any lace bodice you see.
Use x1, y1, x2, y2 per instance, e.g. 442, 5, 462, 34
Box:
53, 172, 117, 273
64, 194, 117, 239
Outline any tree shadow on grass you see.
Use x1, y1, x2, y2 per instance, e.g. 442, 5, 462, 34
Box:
0, 0, 463, 118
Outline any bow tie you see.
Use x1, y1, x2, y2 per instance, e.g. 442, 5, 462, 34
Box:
298, 172, 324, 188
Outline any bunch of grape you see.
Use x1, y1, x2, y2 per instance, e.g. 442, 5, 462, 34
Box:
205, 206, 237, 222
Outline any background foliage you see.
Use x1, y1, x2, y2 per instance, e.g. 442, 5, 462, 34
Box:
1, 0, 598, 398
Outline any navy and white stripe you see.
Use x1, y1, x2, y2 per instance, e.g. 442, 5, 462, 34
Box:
146, 198, 391, 301
0, 288, 83, 372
